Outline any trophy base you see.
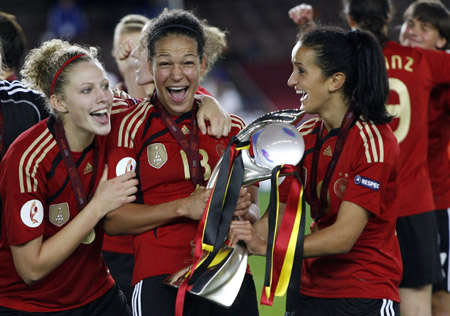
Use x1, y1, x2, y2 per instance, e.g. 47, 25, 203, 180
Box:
164, 243, 248, 307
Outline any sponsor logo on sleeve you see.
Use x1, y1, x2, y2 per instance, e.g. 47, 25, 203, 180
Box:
21, 200, 44, 227
354, 175, 380, 191
116, 157, 137, 176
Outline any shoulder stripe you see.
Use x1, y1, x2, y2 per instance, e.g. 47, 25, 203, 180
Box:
19, 129, 57, 193
355, 121, 384, 163
299, 117, 319, 136
230, 114, 246, 131
118, 100, 153, 148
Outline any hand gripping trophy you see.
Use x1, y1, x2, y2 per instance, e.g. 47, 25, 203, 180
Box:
165, 109, 307, 310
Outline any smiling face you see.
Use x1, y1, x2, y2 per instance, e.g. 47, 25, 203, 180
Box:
400, 17, 447, 50
287, 42, 332, 114
150, 34, 204, 116
56, 60, 113, 149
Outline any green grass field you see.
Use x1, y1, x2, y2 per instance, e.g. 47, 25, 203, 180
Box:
248, 190, 312, 316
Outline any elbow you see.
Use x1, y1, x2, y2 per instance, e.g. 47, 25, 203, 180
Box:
17, 268, 45, 285
334, 238, 356, 255
103, 215, 121, 236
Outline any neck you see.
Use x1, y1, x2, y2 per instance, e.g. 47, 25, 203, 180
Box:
124, 76, 147, 98
59, 119, 95, 152
144, 83, 155, 97
321, 106, 350, 131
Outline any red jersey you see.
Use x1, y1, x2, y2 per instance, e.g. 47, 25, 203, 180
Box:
384, 41, 450, 216
103, 86, 212, 254
0, 119, 114, 312
428, 84, 450, 209
102, 97, 140, 255
280, 116, 402, 302
106, 98, 245, 285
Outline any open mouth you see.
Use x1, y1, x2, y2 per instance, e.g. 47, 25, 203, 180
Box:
90, 108, 109, 124
296, 89, 308, 102
167, 86, 188, 102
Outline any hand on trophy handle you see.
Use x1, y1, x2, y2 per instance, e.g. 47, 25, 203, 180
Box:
176, 185, 211, 220
229, 220, 267, 256
233, 186, 259, 223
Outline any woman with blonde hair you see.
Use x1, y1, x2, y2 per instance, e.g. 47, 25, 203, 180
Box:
0, 39, 138, 315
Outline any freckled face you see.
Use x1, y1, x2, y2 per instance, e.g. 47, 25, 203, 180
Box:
150, 34, 204, 116
287, 42, 331, 114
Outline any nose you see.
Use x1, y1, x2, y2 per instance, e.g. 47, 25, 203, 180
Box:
131, 46, 140, 59
287, 72, 297, 88
97, 86, 110, 103
170, 64, 183, 81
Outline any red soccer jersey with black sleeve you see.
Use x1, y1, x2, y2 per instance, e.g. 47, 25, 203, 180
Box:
0, 119, 114, 312
280, 116, 402, 302
106, 98, 245, 285
428, 84, 450, 209
384, 41, 450, 216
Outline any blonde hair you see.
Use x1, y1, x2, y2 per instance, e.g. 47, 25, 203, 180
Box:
21, 39, 101, 115
113, 14, 149, 57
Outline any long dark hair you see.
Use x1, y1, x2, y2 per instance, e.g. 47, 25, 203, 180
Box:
299, 26, 392, 124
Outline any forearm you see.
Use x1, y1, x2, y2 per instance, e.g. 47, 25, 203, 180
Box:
303, 201, 370, 258
104, 199, 184, 235
12, 204, 103, 284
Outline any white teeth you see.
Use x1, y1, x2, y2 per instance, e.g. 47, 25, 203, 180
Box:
91, 109, 107, 115
169, 87, 185, 91
296, 89, 305, 94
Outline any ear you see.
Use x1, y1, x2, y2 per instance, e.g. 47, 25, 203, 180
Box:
49, 94, 68, 114
328, 72, 346, 92
436, 36, 447, 50
200, 56, 206, 74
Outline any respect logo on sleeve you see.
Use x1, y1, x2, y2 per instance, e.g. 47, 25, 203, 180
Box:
354, 175, 380, 191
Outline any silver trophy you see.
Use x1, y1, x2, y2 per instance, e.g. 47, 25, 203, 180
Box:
165, 109, 306, 307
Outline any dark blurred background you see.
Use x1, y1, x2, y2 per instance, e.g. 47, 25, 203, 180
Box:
1, 0, 449, 122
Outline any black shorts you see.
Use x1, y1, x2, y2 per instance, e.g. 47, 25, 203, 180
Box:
0, 283, 131, 315
396, 211, 443, 287
132, 273, 258, 316
285, 294, 400, 316
434, 208, 450, 292
102, 251, 134, 306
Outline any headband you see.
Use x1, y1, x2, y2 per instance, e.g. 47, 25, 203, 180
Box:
153, 24, 201, 37
50, 54, 86, 96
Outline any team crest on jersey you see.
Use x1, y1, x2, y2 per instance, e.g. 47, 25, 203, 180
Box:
323, 145, 332, 157
354, 175, 380, 191
20, 200, 44, 228
216, 143, 226, 157
116, 157, 137, 176
334, 176, 348, 199
147, 143, 167, 169
84, 162, 93, 174
49, 203, 70, 227
181, 125, 190, 135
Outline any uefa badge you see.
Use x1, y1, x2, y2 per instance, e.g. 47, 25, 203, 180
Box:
116, 157, 137, 176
